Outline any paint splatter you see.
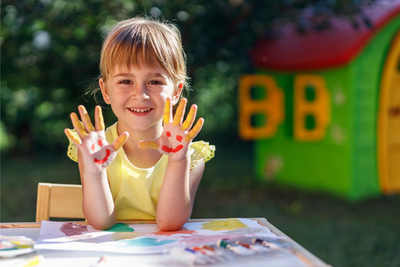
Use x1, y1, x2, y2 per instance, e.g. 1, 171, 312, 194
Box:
201, 218, 249, 231
121, 237, 177, 247
60, 222, 88, 236
111, 232, 144, 241
151, 227, 196, 236
161, 145, 183, 153
94, 149, 111, 164
176, 135, 183, 142
106, 223, 134, 232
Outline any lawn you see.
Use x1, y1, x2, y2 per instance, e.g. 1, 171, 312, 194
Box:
1, 140, 399, 267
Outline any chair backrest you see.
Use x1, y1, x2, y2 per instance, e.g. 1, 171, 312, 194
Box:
36, 183, 84, 222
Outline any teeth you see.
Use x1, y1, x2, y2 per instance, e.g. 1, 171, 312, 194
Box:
129, 108, 151, 113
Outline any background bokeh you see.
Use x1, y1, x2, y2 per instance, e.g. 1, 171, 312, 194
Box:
1, 1, 399, 267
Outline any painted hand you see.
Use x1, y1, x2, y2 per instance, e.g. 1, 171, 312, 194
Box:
64, 105, 128, 174
138, 98, 204, 162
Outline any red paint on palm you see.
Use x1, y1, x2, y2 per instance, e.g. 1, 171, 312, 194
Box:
94, 149, 111, 164
161, 145, 184, 153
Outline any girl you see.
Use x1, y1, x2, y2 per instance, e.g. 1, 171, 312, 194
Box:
64, 17, 215, 231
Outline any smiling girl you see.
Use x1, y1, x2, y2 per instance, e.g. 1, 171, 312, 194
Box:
64, 16, 215, 231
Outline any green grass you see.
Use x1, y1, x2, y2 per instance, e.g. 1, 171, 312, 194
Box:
1, 141, 400, 267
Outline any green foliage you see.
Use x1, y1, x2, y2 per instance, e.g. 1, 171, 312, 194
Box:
1, 0, 377, 154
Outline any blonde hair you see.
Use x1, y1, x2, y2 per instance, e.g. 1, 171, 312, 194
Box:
99, 17, 188, 91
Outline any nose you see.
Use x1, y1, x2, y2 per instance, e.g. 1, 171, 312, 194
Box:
131, 83, 150, 101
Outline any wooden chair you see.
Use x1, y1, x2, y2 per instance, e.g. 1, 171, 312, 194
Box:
35, 183, 84, 222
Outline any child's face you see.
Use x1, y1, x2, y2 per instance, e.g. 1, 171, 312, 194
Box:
99, 64, 182, 134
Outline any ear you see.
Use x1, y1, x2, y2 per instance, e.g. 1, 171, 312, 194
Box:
99, 78, 111, 105
171, 82, 183, 105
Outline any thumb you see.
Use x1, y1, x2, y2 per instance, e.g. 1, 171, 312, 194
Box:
112, 132, 129, 151
138, 139, 159, 150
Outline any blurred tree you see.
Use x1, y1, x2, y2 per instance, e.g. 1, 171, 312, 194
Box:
1, 0, 377, 154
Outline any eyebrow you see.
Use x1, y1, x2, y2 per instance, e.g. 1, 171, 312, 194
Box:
113, 72, 168, 79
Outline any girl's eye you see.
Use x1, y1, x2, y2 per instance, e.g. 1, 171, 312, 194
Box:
149, 80, 162, 85
120, 80, 131, 85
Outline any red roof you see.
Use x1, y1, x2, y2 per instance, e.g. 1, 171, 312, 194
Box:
250, 0, 400, 71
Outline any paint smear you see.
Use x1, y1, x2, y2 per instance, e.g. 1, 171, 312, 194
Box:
111, 232, 144, 241
94, 149, 111, 164
161, 145, 183, 153
122, 237, 177, 247
201, 218, 249, 231
60, 222, 88, 236
151, 227, 196, 236
106, 223, 134, 232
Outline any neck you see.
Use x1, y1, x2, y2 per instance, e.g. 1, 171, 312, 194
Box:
117, 122, 163, 168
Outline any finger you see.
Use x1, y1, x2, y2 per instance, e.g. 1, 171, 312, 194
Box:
185, 118, 204, 142
173, 98, 187, 126
64, 128, 82, 145
95, 106, 105, 131
112, 132, 129, 151
78, 105, 95, 133
70, 112, 88, 139
181, 104, 197, 130
138, 140, 159, 150
163, 98, 172, 125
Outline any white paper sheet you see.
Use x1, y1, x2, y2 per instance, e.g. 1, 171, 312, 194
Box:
35, 218, 278, 254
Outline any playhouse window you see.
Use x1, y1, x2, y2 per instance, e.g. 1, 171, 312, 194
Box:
250, 85, 267, 100
305, 85, 315, 101
305, 114, 316, 130
251, 113, 267, 127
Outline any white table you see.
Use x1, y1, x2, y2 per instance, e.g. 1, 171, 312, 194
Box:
0, 218, 331, 267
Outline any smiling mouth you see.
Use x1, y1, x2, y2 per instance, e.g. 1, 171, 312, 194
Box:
128, 108, 153, 114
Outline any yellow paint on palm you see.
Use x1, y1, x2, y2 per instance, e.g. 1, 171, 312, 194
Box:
114, 134, 128, 151
95, 106, 105, 131
65, 128, 81, 145
163, 98, 171, 124
79, 106, 95, 132
71, 113, 88, 137
173, 99, 186, 126
201, 218, 249, 231
138, 140, 159, 150
181, 105, 195, 130
185, 118, 204, 142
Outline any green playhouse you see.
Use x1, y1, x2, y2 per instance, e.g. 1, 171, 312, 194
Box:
239, 0, 400, 200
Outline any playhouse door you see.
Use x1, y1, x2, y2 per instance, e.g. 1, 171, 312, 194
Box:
378, 30, 400, 194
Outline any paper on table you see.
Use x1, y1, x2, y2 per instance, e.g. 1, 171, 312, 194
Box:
34, 218, 279, 254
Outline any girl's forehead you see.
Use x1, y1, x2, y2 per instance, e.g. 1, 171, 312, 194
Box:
111, 63, 172, 78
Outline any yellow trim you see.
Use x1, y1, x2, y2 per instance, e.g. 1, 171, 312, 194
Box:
238, 75, 284, 140
378, 30, 400, 193
294, 75, 331, 141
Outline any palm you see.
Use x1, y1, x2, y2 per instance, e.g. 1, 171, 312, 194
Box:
65, 105, 128, 173
139, 98, 204, 162
79, 131, 117, 170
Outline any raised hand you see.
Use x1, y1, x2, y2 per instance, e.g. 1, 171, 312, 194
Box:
64, 105, 128, 174
138, 98, 204, 162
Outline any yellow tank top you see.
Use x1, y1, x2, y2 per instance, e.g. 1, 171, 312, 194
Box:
67, 122, 215, 220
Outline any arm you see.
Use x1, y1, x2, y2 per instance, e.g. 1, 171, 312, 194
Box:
156, 154, 205, 231
138, 98, 204, 230
65, 105, 128, 230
